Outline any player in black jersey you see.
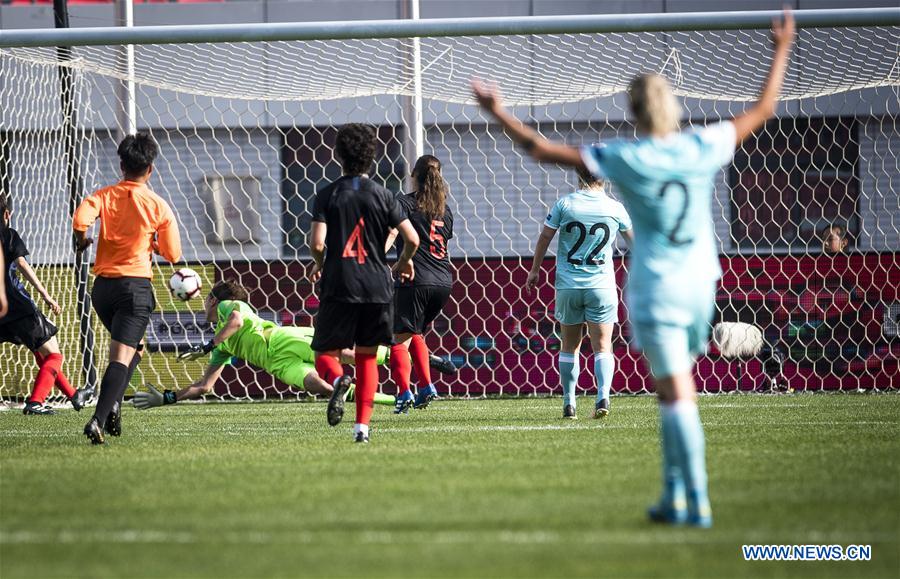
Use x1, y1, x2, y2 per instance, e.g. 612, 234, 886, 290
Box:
0, 194, 82, 415
309, 124, 419, 443
386, 155, 455, 413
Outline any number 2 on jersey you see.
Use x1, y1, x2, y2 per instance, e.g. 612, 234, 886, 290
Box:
342, 217, 368, 264
658, 180, 693, 246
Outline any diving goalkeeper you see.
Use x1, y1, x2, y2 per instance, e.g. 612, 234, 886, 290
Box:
134, 280, 451, 408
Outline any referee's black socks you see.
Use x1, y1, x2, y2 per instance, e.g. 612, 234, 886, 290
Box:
121, 351, 143, 403
93, 362, 129, 426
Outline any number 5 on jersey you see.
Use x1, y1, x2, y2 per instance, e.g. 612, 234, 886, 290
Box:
342, 217, 368, 264
429, 220, 446, 259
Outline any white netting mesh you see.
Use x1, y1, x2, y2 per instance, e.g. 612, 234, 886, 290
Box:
0, 23, 898, 403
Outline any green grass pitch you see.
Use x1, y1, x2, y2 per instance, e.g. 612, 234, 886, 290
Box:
1, 395, 898, 578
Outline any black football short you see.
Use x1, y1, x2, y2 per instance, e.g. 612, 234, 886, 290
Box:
393, 285, 452, 335
0, 312, 58, 352
91, 276, 156, 348
311, 301, 393, 351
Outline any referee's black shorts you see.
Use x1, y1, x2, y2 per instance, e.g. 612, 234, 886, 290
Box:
393, 284, 452, 335
0, 312, 58, 352
91, 276, 156, 348
311, 301, 393, 352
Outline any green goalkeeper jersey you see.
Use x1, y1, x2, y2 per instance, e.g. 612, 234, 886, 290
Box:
209, 300, 278, 369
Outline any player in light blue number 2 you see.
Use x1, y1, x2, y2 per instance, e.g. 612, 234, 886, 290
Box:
474, 9, 795, 528
527, 169, 632, 421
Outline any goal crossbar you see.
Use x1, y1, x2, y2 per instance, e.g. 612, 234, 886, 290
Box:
1, 8, 897, 49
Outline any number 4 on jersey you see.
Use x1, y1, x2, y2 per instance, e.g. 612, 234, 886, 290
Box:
342, 217, 368, 264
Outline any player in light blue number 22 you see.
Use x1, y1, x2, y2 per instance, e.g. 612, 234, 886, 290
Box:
527, 169, 632, 421
474, 9, 795, 528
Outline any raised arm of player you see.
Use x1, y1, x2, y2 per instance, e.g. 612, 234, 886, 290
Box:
732, 9, 795, 144
308, 221, 326, 283
472, 78, 586, 171
527, 225, 557, 294
390, 219, 419, 282
14, 256, 61, 315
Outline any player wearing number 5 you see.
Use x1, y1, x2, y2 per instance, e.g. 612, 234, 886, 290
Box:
475, 9, 794, 527
386, 155, 455, 414
309, 124, 419, 443
527, 169, 632, 421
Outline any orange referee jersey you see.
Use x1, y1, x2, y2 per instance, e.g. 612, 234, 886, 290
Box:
73, 180, 182, 279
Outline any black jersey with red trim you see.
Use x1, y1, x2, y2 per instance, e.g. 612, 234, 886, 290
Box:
312, 175, 405, 303
0, 226, 39, 325
394, 192, 453, 288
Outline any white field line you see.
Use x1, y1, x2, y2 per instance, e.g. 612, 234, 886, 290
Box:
0, 420, 895, 439
1, 528, 895, 547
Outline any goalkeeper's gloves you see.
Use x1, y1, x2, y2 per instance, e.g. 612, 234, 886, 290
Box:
177, 340, 216, 361
133, 383, 177, 410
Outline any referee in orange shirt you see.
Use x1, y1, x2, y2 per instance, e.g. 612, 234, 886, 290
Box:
73, 133, 182, 444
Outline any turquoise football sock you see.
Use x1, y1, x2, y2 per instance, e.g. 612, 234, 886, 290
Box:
658, 403, 687, 508
663, 401, 710, 514
594, 353, 614, 403
558, 352, 578, 408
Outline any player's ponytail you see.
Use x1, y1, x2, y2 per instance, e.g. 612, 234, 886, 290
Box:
576, 166, 605, 191
413, 155, 447, 220
628, 73, 682, 136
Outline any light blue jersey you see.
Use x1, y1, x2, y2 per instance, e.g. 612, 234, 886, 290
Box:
545, 189, 632, 290
581, 122, 734, 292
581, 121, 736, 377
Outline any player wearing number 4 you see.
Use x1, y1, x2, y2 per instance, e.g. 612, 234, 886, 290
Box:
309, 124, 419, 443
527, 169, 632, 420
474, 9, 794, 528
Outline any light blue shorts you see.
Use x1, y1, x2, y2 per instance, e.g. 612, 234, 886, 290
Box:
554, 287, 619, 325
627, 282, 716, 378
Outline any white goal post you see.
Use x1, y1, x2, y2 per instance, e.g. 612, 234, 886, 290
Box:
0, 8, 897, 403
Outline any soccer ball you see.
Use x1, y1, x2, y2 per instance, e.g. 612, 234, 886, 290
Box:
169, 268, 202, 301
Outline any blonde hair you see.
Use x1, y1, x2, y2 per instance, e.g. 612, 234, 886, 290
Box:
628, 73, 682, 136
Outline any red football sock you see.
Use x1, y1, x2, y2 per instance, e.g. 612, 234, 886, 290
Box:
315, 354, 344, 386
355, 352, 378, 426
409, 334, 432, 387
390, 343, 412, 394
28, 353, 63, 404
33, 352, 76, 398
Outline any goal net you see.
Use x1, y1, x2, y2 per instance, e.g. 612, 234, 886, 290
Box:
1, 16, 898, 403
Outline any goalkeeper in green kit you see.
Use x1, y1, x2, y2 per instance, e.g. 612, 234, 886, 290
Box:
134, 280, 453, 408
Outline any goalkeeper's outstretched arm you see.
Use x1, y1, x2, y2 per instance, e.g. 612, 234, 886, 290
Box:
134, 364, 226, 409
174, 363, 227, 402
